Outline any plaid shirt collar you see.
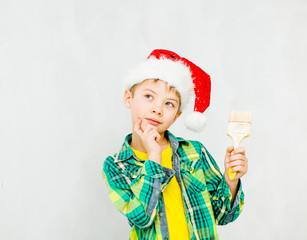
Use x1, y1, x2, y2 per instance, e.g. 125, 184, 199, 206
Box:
115, 130, 188, 162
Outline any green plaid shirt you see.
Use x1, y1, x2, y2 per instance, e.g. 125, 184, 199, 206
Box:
102, 131, 244, 240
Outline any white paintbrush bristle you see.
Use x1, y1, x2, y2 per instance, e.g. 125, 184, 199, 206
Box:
229, 111, 253, 123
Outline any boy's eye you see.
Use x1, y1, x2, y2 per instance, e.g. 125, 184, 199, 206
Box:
145, 94, 153, 99
166, 102, 174, 107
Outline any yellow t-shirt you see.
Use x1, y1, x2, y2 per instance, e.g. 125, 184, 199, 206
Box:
131, 143, 190, 240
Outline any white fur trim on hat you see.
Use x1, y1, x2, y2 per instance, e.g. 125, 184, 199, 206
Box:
123, 57, 194, 109
184, 111, 207, 132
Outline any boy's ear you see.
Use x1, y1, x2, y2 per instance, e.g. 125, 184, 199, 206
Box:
123, 89, 132, 108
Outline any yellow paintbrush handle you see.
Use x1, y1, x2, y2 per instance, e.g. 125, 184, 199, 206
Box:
228, 168, 237, 180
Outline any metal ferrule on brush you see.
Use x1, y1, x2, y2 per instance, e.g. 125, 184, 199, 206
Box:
227, 122, 251, 148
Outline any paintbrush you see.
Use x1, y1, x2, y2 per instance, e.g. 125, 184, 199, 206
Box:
226, 111, 252, 180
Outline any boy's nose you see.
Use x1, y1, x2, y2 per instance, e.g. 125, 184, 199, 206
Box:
151, 105, 163, 116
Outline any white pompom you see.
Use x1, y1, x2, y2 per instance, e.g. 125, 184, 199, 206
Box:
184, 112, 207, 132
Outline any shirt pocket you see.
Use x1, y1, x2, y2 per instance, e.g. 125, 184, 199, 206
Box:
180, 160, 207, 194
128, 167, 142, 179
115, 164, 143, 188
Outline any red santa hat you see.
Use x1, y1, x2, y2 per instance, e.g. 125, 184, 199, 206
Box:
123, 49, 211, 132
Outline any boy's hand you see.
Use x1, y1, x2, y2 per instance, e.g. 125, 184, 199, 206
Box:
224, 146, 248, 204
134, 118, 162, 164
224, 146, 248, 183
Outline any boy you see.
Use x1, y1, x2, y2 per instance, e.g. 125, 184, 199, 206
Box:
102, 49, 248, 240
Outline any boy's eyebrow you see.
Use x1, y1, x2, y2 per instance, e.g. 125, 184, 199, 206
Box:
144, 89, 157, 94
166, 97, 179, 103
143, 88, 179, 103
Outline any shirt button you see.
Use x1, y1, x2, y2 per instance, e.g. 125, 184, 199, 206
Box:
160, 212, 164, 217
164, 238, 168, 240
189, 166, 193, 171
155, 190, 159, 195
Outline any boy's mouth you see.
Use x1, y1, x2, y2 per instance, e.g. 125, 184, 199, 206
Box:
145, 118, 161, 126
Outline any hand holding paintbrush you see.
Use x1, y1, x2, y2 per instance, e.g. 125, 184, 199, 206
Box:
225, 111, 252, 181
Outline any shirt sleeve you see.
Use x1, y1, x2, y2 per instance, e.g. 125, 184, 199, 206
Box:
102, 156, 175, 228
200, 144, 244, 225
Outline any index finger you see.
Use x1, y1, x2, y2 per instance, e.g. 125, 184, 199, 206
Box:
134, 118, 143, 136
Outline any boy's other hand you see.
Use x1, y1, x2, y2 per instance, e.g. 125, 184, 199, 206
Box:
224, 146, 248, 183
134, 118, 162, 164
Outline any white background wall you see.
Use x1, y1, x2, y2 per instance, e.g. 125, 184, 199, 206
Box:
1, 0, 307, 239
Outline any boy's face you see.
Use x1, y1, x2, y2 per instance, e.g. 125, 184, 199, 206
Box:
124, 79, 182, 134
